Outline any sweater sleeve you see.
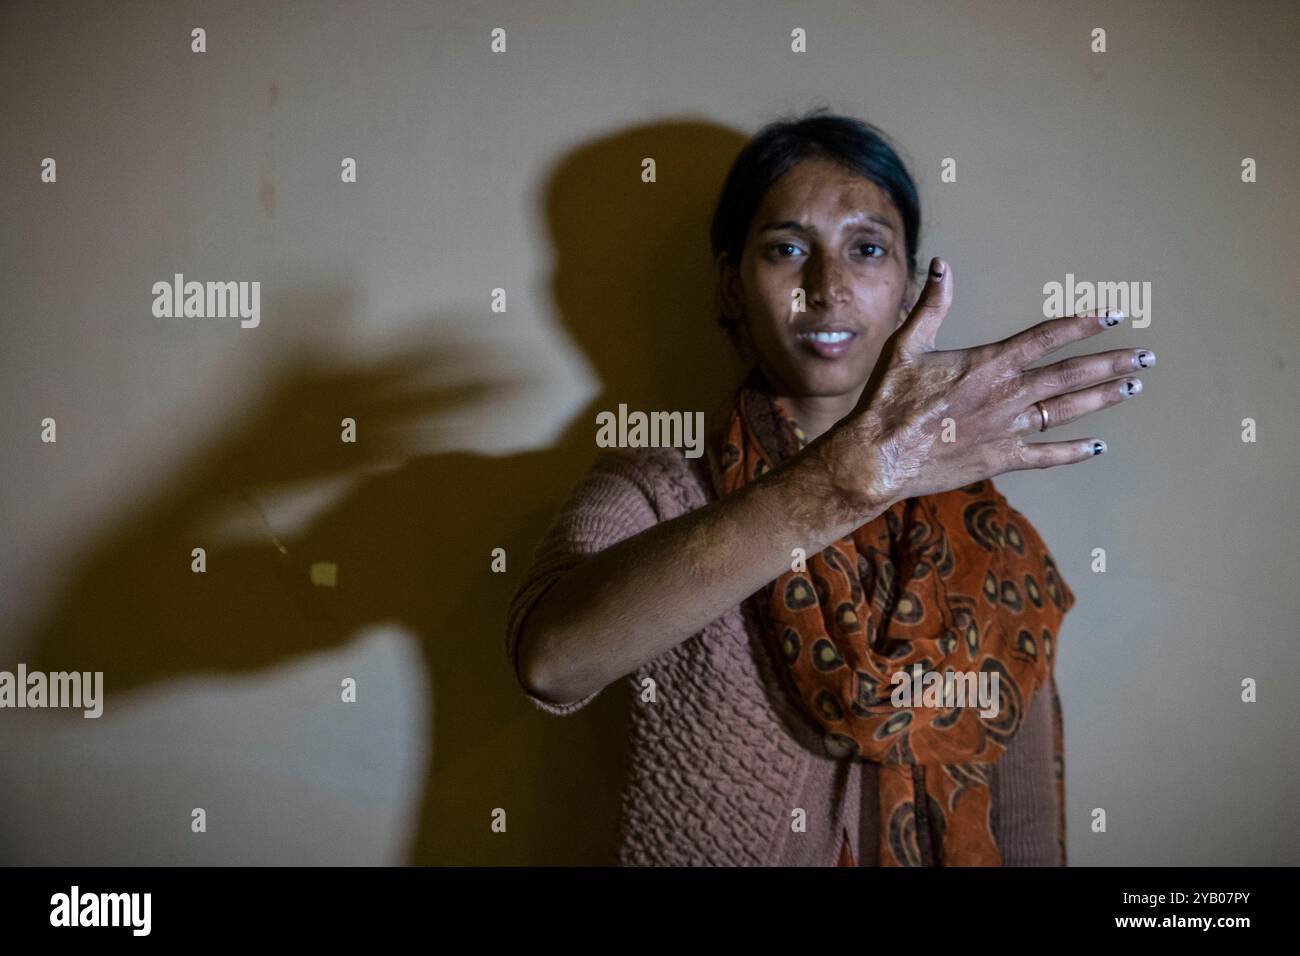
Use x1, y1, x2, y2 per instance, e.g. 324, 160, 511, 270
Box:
504, 449, 663, 716
989, 674, 1062, 865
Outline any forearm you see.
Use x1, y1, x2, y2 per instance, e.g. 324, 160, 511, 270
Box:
519, 437, 895, 706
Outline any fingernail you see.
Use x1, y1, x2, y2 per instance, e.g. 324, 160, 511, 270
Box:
1137, 350, 1155, 367
1092, 440, 1107, 455
929, 257, 944, 280
1099, 308, 1126, 328
1123, 378, 1142, 396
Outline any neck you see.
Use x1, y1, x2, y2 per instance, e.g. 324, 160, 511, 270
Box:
774, 390, 862, 442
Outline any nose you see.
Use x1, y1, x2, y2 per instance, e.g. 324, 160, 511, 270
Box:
803, 251, 849, 309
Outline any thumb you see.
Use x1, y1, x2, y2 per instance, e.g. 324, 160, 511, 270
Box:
896, 257, 952, 356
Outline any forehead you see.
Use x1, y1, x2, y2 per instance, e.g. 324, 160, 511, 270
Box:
754, 156, 901, 232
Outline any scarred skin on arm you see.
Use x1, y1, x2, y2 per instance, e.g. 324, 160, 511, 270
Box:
519, 436, 896, 707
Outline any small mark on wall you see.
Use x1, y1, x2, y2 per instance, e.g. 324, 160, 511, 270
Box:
310, 561, 339, 588
259, 166, 276, 217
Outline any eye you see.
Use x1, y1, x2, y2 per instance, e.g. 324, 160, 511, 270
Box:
859, 243, 886, 258
770, 242, 803, 258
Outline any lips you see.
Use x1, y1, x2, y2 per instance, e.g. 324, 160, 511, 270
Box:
795, 325, 858, 358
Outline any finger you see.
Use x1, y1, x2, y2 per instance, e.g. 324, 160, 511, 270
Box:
995, 308, 1126, 369
1013, 377, 1142, 433
1010, 437, 1108, 470
1020, 347, 1155, 403
895, 257, 952, 356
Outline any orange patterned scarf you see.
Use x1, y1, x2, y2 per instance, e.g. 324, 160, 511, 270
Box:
713, 369, 1075, 866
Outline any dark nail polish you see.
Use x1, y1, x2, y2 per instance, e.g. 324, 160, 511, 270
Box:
1137, 351, 1155, 367
1092, 441, 1107, 455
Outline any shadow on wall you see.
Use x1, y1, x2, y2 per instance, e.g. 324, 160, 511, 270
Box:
27, 119, 751, 865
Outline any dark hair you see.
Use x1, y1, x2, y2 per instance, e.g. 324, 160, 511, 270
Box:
709, 108, 921, 344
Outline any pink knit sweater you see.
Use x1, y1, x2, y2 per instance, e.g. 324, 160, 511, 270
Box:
505, 445, 1063, 866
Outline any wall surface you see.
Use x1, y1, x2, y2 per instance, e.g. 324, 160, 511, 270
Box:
1, 0, 1296, 865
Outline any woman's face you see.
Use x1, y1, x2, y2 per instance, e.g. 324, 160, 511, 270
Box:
720, 156, 915, 402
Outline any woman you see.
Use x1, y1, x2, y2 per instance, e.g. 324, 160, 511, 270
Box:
505, 110, 1151, 866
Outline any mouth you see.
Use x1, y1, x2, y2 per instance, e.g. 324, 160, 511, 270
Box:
795, 326, 858, 359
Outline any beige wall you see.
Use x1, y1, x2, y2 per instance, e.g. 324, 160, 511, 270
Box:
1, 0, 1296, 865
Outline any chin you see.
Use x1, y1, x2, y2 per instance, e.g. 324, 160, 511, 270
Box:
783, 358, 870, 397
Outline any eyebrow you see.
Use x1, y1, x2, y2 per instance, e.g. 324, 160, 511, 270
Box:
757, 215, 896, 235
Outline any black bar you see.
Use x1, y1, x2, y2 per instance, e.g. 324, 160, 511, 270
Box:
0, 866, 1291, 941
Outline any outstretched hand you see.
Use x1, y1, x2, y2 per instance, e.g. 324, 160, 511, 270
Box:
825, 256, 1153, 507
